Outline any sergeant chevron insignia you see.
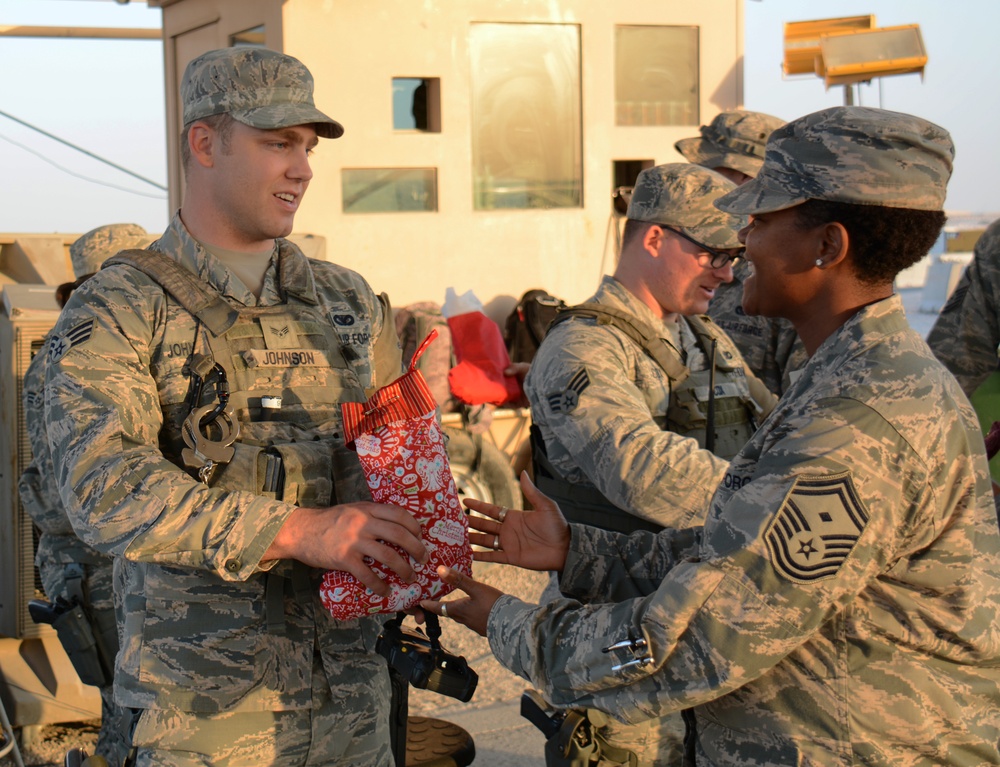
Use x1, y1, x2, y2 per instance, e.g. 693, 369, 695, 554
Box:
547, 367, 590, 414
48, 318, 96, 363
765, 471, 869, 583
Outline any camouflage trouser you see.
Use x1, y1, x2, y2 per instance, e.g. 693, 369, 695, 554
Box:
130, 651, 392, 766
38, 557, 131, 767
593, 711, 686, 766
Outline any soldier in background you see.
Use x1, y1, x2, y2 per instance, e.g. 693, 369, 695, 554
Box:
527, 164, 775, 534
524, 163, 775, 764
43, 48, 426, 766
676, 110, 807, 395
926, 217, 1000, 397
19, 223, 149, 767
427, 106, 1000, 766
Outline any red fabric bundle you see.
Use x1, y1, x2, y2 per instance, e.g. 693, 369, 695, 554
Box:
444, 290, 522, 407
320, 330, 472, 620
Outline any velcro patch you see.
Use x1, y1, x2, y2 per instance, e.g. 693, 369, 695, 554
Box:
764, 472, 868, 584
47, 319, 96, 363
546, 367, 590, 414
260, 319, 300, 349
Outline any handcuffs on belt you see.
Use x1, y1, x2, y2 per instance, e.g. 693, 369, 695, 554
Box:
181, 354, 240, 484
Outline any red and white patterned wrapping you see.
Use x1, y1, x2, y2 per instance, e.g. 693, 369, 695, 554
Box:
320, 330, 472, 620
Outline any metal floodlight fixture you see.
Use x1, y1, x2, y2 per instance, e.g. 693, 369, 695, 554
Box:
816, 25, 927, 89
783, 15, 875, 77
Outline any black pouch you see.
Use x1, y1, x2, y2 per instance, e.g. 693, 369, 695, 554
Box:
51, 601, 112, 687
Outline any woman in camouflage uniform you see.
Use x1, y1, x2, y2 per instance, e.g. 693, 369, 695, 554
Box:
425, 107, 1000, 766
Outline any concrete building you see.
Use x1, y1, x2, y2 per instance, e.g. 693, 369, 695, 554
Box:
151, 0, 745, 310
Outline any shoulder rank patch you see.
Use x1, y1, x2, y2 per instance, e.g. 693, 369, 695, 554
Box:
764, 472, 869, 584
47, 318, 96, 363
546, 367, 590, 414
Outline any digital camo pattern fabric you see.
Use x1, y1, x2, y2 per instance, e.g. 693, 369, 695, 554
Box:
525, 275, 740, 531
715, 106, 954, 216
69, 223, 149, 278
491, 294, 1000, 766
626, 163, 746, 249
707, 259, 808, 395
926, 217, 1000, 397
675, 110, 785, 178
19, 343, 129, 767
182, 47, 343, 139
44, 213, 399, 760
526, 274, 766, 764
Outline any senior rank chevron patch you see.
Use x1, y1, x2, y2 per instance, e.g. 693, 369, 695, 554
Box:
764, 472, 869, 583
547, 367, 590, 414
47, 318, 96, 363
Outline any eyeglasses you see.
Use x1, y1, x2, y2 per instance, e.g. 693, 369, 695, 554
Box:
660, 226, 743, 269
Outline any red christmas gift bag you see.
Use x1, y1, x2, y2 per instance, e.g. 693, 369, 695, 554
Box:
320, 330, 472, 620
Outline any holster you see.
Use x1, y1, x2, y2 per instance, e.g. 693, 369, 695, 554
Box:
543, 709, 638, 767
50, 600, 114, 688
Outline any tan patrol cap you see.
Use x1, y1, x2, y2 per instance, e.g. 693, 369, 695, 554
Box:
715, 106, 954, 216
70, 223, 150, 279
627, 164, 746, 249
182, 47, 344, 139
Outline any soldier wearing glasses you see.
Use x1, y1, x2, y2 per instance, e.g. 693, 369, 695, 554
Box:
523, 163, 776, 764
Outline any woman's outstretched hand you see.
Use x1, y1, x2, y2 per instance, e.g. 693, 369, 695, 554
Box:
465, 471, 571, 573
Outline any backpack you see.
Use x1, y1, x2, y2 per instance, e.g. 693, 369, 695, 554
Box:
393, 302, 458, 413
503, 289, 567, 364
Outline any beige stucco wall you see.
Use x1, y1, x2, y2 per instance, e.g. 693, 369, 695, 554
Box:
155, 0, 743, 315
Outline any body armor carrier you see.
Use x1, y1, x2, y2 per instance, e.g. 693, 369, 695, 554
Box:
104, 249, 380, 637
106, 249, 372, 506
533, 304, 759, 534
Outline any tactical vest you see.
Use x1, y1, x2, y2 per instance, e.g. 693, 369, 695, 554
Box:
533, 303, 759, 534
106, 249, 378, 508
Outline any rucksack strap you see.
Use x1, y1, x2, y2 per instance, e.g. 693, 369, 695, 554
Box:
551, 303, 690, 384
104, 249, 239, 336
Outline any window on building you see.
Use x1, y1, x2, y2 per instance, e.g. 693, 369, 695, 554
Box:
393, 78, 441, 132
231, 25, 265, 47
612, 159, 654, 215
615, 26, 699, 126
470, 23, 582, 210
342, 168, 438, 213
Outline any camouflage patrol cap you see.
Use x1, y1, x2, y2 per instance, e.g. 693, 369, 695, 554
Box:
715, 106, 954, 215
70, 223, 149, 279
626, 163, 746, 249
181, 47, 344, 139
675, 110, 785, 178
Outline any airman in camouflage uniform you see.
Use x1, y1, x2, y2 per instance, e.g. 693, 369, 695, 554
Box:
524, 164, 776, 764
430, 107, 1000, 766
526, 164, 775, 533
926, 216, 1000, 397
676, 110, 808, 395
43, 48, 426, 767
18, 223, 149, 767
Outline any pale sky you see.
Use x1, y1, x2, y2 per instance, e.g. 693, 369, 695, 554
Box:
1, 0, 997, 235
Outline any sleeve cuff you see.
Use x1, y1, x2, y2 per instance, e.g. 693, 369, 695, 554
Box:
213, 494, 299, 580
487, 593, 543, 683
